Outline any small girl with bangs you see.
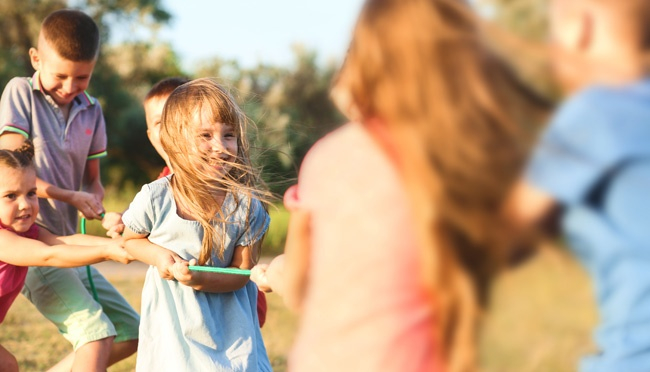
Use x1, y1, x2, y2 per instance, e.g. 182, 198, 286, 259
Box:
122, 78, 272, 371
0, 141, 131, 371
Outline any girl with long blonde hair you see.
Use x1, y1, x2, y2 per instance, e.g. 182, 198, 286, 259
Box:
252, 0, 549, 371
122, 78, 272, 371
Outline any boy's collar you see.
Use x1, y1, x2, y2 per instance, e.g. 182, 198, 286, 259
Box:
29, 71, 96, 107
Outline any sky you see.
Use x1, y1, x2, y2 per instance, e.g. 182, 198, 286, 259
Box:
131, 0, 366, 71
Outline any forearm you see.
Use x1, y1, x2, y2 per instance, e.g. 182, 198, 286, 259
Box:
54, 233, 113, 246
188, 270, 250, 293
124, 238, 173, 266
35, 244, 110, 267
83, 158, 104, 200
36, 177, 74, 203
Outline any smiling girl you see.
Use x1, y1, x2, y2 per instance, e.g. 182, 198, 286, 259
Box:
122, 78, 272, 371
0, 141, 131, 372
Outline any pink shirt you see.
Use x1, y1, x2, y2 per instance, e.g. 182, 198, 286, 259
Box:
0, 224, 39, 323
288, 122, 442, 372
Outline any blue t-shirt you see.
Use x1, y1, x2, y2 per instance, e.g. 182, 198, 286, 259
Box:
526, 79, 650, 372
122, 176, 271, 371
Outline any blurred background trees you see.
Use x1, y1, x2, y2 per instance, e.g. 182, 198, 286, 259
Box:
0, 0, 548, 196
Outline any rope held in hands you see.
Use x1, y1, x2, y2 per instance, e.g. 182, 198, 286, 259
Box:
80, 216, 251, 302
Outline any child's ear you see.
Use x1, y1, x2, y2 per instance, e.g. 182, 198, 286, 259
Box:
28, 48, 40, 71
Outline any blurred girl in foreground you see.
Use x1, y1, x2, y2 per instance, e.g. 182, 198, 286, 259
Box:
252, 0, 548, 370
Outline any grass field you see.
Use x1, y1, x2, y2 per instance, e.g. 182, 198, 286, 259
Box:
1, 245, 597, 371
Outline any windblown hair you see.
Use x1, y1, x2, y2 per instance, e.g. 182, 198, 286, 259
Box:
0, 140, 35, 171
160, 78, 270, 265
335, 0, 550, 370
144, 77, 191, 103
41, 9, 100, 61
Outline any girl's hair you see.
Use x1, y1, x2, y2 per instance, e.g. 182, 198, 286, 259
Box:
336, 0, 550, 370
160, 78, 270, 265
0, 140, 35, 170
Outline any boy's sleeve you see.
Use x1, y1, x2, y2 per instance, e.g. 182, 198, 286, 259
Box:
87, 101, 108, 160
0, 78, 33, 138
122, 184, 155, 235
525, 90, 622, 205
235, 197, 270, 247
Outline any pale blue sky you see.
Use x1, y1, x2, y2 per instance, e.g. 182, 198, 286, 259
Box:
148, 0, 366, 70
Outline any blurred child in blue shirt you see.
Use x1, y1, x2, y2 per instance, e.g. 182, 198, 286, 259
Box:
506, 1, 650, 371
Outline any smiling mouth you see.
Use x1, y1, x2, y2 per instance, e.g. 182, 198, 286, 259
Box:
15, 214, 31, 221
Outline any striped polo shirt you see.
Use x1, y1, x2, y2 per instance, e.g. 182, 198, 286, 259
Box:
0, 72, 107, 235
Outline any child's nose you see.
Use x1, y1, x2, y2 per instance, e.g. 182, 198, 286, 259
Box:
18, 196, 30, 210
211, 138, 225, 152
62, 79, 75, 94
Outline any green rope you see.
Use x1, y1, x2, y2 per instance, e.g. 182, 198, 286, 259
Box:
188, 266, 251, 276
80, 216, 100, 302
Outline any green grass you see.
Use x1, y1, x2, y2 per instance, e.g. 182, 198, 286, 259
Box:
1, 246, 597, 371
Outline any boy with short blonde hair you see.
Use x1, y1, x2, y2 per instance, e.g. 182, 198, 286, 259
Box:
0, 9, 139, 371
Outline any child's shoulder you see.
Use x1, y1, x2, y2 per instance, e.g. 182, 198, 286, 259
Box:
2, 76, 34, 96
135, 176, 172, 204
301, 122, 372, 172
552, 80, 650, 133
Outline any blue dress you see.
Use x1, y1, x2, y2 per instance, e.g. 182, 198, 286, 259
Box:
123, 176, 272, 371
526, 79, 650, 372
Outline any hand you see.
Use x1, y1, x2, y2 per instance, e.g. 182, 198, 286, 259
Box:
71, 191, 105, 220
283, 185, 300, 211
102, 212, 123, 230
106, 238, 133, 264
155, 250, 184, 280
105, 225, 125, 239
250, 264, 272, 293
171, 258, 199, 287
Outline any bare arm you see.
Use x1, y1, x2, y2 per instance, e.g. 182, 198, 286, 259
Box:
170, 241, 260, 293
0, 228, 130, 267
0, 133, 105, 219
123, 227, 182, 279
250, 209, 310, 312
502, 180, 562, 264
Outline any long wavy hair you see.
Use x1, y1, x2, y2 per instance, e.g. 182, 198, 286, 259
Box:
334, 0, 550, 370
160, 78, 271, 264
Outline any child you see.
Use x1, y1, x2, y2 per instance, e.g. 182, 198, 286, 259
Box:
0, 9, 139, 371
505, 0, 650, 370
122, 78, 272, 371
103, 76, 270, 327
101, 77, 190, 237
143, 77, 189, 178
0, 141, 132, 372
250, 0, 549, 371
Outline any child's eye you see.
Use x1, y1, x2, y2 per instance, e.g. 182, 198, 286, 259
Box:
199, 133, 212, 140
4, 193, 16, 200
27, 191, 37, 198
224, 133, 236, 139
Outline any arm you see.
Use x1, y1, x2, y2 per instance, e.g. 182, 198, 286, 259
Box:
0, 132, 105, 219
123, 227, 182, 279
102, 211, 125, 238
502, 179, 562, 264
82, 158, 105, 204
170, 240, 260, 293
251, 209, 310, 312
278, 209, 310, 312
0, 228, 130, 267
